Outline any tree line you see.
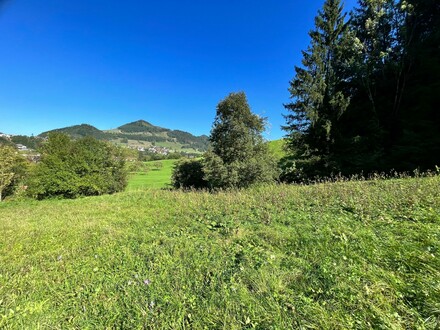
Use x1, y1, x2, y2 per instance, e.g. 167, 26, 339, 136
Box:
0, 134, 127, 201
173, 0, 439, 188
283, 0, 439, 181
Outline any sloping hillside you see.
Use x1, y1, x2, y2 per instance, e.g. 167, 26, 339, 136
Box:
117, 120, 168, 134
39, 120, 209, 153
40, 124, 107, 140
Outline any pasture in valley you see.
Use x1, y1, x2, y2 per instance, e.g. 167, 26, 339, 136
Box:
126, 159, 176, 190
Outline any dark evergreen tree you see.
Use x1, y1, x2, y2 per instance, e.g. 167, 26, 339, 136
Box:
346, 0, 440, 172
283, 0, 351, 180
204, 92, 277, 188
283, 0, 440, 179
335, 0, 399, 173
392, 0, 440, 170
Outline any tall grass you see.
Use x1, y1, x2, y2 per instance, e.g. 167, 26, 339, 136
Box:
1, 176, 439, 328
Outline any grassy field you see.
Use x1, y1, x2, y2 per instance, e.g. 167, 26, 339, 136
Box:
267, 139, 287, 160
1, 176, 439, 328
126, 159, 177, 190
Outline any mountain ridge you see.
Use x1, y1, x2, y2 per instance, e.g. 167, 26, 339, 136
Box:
38, 120, 209, 153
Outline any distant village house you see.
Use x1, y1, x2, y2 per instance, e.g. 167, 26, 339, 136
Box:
16, 144, 28, 151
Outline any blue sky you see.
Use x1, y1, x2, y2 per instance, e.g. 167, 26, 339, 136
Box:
0, 0, 356, 139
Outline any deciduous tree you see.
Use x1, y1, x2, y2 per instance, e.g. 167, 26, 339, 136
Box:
204, 92, 277, 188
28, 133, 127, 199
0, 146, 27, 201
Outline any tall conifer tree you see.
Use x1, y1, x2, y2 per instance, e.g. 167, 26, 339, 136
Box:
283, 0, 351, 179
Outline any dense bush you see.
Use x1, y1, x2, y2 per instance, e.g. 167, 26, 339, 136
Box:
0, 145, 28, 201
172, 159, 207, 189
27, 133, 127, 199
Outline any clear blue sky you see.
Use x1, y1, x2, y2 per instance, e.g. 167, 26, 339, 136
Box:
0, 0, 356, 139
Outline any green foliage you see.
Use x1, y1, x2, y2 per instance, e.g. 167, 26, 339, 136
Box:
338, 0, 440, 173
0, 136, 15, 148
0, 146, 28, 201
1, 176, 439, 328
204, 92, 278, 189
10, 135, 43, 150
28, 133, 127, 199
150, 161, 162, 171
40, 124, 107, 140
284, 0, 440, 179
125, 160, 149, 173
283, 0, 351, 179
267, 139, 286, 160
172, 158, 208, 189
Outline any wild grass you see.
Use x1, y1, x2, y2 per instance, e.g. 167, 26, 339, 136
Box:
0, 176, 439, 329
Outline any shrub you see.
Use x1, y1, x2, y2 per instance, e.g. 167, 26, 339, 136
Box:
172, 159, 208, 189
0, 145, 29, 201
27, 133, 127, 199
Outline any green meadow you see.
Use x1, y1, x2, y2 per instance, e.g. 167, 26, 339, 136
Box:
1, 175, 439, 329
267, 139, 286, 160
126, 159, 176, 190
127, 140, 285, 192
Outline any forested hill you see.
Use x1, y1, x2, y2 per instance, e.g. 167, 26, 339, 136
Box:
117, 120, 168, 134
39, 120, 209, 152
40, 124, 107, 140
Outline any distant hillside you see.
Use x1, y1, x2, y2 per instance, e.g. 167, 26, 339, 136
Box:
39, 120, 209, 153
10, 135, 44, 150
40, 124, 107, 140
117, 120, 167, 134
0, 136, 15, 147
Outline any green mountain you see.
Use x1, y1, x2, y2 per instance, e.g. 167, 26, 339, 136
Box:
39, 120, 209, 153
40, 124, 107, 140
117, 120, 167, 134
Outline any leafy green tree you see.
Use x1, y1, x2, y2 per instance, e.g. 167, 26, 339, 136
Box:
28, 133, 127, 199
0, 150, 16, 201
10, 135, 43, 150
0, 146, 28, 201
125, 160, 149, 173
204, 92, 277, 188
283, 0, 351, 179
350, 0, 397, 112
